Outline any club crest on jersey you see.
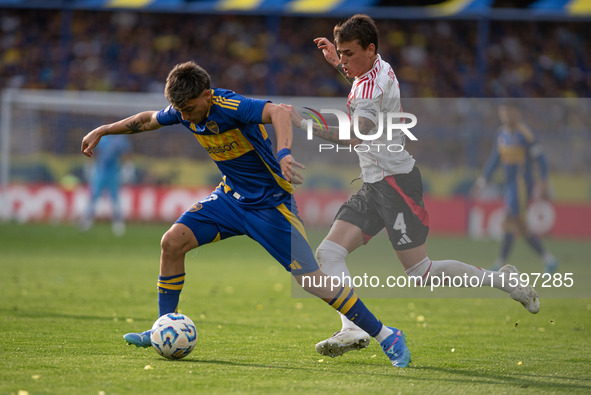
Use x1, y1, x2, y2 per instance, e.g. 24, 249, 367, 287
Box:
206, 121, 220, 134
188, 203, 203, 212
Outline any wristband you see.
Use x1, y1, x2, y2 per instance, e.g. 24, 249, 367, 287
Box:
277, 148, 291, 162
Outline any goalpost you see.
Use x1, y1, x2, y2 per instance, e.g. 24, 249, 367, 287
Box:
0, 89, 171, 223
1, 88, 168, 185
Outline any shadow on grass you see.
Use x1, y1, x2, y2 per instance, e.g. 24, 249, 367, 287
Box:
411, 366, 591, 391
172, 358, 591, 390
173, 358, 400, 377
1, 309, 152, 323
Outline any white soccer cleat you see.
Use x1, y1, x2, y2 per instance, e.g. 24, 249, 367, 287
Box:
499, 265, 540, 314
315, 329, 370, 358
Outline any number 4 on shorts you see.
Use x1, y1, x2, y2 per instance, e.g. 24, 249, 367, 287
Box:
394, 212, 407, 234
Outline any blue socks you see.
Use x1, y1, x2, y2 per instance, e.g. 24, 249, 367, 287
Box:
328, 285, 382, 337
157, 273, 185, 317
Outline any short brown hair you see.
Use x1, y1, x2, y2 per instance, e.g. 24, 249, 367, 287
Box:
333, 14, 378, 54
164, 61, 211, 108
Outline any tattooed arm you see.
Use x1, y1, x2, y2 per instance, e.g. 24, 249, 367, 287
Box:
81, 111, 161, 157
313, 37, 354, 85
282, 104, 374, 147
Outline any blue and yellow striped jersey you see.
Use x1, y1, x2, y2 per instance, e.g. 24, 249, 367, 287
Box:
156, 88, 292, 208
482, 125, 548, 196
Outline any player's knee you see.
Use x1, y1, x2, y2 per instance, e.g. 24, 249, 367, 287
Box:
315, 239, 348, 264
161, 229, 193, 256
314, 245, 329, 264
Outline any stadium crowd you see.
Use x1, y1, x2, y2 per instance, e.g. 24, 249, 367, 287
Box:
1, 9, 589, 98
2, 8, 590, 182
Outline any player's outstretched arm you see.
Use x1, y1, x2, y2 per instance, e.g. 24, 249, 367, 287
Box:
313, 37, 353, 85
279, 103, 363, 147
81, 111, 161, 157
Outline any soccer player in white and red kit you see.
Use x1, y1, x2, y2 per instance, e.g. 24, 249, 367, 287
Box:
286, 14, 541, 359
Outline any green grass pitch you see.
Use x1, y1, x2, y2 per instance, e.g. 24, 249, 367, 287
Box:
1, 223, 590, 394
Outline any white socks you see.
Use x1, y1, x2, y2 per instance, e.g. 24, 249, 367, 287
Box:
405, 257, 516, 293
374, 325, 394, 344
316, 238, 518, 342
316, 239, 364, 332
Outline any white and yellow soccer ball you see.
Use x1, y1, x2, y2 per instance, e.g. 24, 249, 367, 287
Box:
150, 313, 198, 360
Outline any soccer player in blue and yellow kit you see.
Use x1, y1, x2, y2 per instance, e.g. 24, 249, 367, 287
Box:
81, 61, 411, 367
474, 104, 558, 274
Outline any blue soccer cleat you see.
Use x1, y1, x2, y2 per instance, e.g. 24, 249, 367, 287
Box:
381, 327, 411, 367
124, 330, 152, 348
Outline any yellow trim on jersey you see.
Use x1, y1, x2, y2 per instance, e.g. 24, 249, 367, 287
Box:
107, 0, 152, 8
194, 129, 254, 161
213, 95, 240, 111
288, 0, 342, 13
212, 232, 221, 243
206, 89, 213, 118
213, 102, 240, 111
257, 153, 294, 194
259, 124, 268, 140
289, 260, 303, 271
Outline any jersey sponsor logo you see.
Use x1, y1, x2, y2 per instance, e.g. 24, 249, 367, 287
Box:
194, 128, 254, 161
205, 140, 240, 154
498, 144, 526, 164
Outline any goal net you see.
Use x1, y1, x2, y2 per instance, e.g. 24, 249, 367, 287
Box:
0, 88, 208, 223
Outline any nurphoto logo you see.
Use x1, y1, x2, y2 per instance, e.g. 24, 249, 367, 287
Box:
301, 108, 418, 153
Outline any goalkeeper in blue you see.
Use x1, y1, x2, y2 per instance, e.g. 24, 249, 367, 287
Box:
81, 61, 410, 367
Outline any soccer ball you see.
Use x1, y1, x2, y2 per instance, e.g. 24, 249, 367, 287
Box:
150, 313, 198, 360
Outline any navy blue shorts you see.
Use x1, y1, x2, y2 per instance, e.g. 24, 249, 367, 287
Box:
176, 187, 319, 276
